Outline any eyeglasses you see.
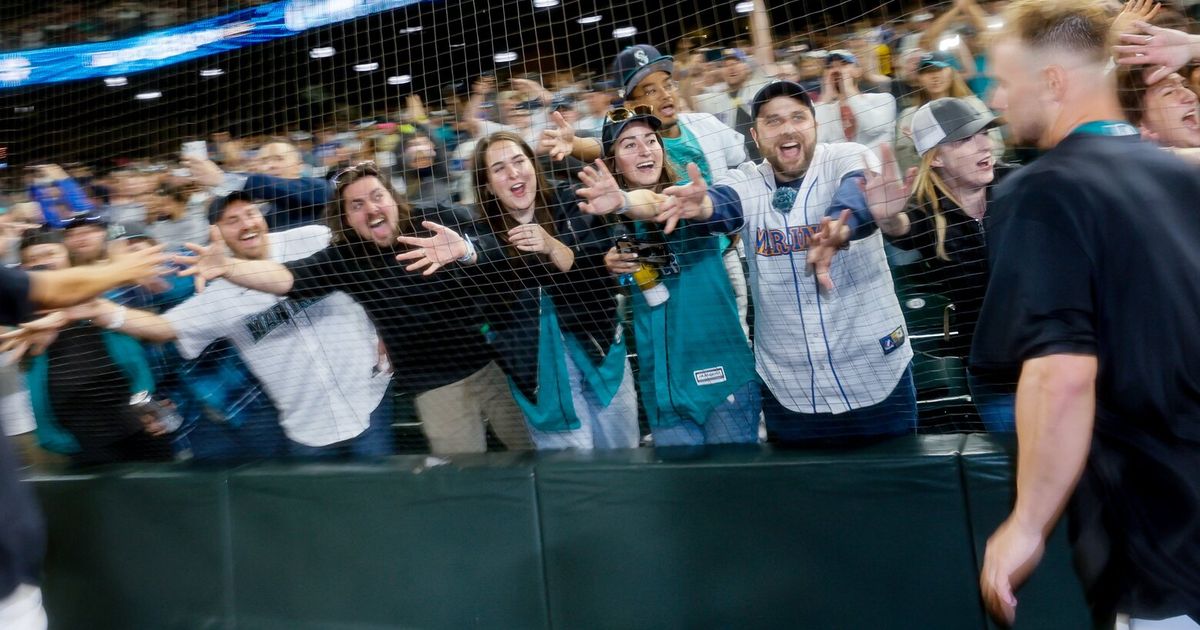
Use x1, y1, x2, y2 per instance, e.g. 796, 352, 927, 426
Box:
331, 161, 379, 186
606, 105, 654, 123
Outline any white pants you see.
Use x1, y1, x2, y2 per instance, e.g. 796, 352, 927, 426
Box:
0, 584, 47, 630
1117, 614, 1200, 629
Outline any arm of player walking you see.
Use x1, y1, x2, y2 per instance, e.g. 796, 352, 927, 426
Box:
980, 354, 1097, 627
395, 220, 474, 276
862, 143, 912, 238
656, 163, 716, 235
576, 159, 664, 220
538, 111, 602, 162
176, 225, 295, 295
806, 209, 851, 292
1114, 20, 1200, 85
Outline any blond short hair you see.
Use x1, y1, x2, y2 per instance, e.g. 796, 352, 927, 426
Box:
998, 0, 1113, 63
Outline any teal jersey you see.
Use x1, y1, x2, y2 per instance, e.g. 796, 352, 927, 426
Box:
662, 120, 713, 185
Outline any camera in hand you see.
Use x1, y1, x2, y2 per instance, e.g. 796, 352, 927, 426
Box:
616, 235, 677, 307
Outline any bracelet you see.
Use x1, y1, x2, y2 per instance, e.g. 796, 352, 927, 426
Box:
457, 237, 477, 264
104, 306, 127, 330
616, 191, 632, 215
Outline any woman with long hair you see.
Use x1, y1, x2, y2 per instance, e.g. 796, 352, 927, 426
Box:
894, 54, 1003, 173
469, 131, 639, 450
867, 98, 1014, 432
574, 107, 761, 447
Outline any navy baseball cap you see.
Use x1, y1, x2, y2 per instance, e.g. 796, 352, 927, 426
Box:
601, 106, 663, 156
750, 81, 815, 120
207, 190, 256, 224
611, 44, 674, 98
109, 220, 152, 242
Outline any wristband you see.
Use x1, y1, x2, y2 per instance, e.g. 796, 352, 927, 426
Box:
616, 191, 632, 215
457, 236, 477, 264
104, 306, 127, 330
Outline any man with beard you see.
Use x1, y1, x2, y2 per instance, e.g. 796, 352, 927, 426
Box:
655, 80, 916, 445
68, 192, 392, 458
973, 0, 1200, 627
174, 164, 532, 455
61, 212, 109, 266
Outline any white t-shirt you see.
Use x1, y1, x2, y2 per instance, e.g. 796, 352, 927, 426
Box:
164, 226, 389, 446
716, 143, 912, 414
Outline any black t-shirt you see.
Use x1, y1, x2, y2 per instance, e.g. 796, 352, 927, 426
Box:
0, 266, 44, 597
47, 325, 141, 451
284, 219, 493, 395
972, 132, 1200, 620
889, 164, 1015, 357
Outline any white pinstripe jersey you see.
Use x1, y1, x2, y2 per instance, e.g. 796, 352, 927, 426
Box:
716, 142, 912, 414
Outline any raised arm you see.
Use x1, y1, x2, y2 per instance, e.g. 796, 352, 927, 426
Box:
539, 111, 603, 163
27, 243, 169, 309
575, 159, 665, 221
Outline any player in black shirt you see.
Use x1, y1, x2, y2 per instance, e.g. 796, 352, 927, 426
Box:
976, 1, 1200, 626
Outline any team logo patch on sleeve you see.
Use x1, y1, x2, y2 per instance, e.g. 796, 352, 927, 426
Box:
879, 327, 906, 355
694, 366, 728, 386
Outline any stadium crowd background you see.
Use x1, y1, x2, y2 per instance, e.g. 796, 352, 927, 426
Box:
0, 0, 1198, 466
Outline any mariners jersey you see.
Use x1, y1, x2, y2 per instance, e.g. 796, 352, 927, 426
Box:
715, 142, 912, 414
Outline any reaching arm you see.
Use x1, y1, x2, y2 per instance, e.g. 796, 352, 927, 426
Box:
921, 5, 962, 50
80, 299, 178, 344
749, 0, 774, 67
27, 244, 169, 309
955, 0, 990, 35
980, 353, 1096, 626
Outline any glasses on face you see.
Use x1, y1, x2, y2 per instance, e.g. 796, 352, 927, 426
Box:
331, 161, 379, 186
606, 104, 654, 123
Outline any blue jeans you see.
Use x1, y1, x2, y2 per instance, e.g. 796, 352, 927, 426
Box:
763, 364, 917, 445
287, 383, 395, 460
651, 380, 762, 447
183, 400, 289, 462
967, 371, 1016, 433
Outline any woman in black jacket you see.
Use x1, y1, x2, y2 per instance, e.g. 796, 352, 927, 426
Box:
469, 131, 638, 450
865, 97, 1015, 431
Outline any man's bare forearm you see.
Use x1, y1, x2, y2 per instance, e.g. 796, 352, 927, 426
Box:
1011, 354, 1097, 537
222, 258, 296, 295
28, 265, 141, 309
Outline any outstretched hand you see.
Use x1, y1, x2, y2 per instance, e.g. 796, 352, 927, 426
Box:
656, 163, 709, 235
538, 111, 577, 161
861, 143, 909, 225
395, 221, 470, 275
0, 311, 69, 364
806, 209, 852, 292
1114, 20, 1196, 85
174, 225, 228, 293
576, 159, 626, 215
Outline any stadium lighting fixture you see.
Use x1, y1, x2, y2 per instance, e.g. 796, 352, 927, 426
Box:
450, 43, 466, 47
533, 0, 559, 7
577, 15, 602, 24
135, 91, 162, 100
354, 62, 380, 72
402, 25, 423, 34
494, 51, 519, 63
734, 1, 754, 13
613, 26, 638, 39
309, 46, 336, 59
104, 76, 128, 87
388, 75, 412, 85
200, 68, 224, 77
986, 16, 1004, 30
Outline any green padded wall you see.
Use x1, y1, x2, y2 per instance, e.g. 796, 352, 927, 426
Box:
534, 437, 987, 630
225, 454, 548, 630
32, 465, 231, 630
960, 435, 1093, 630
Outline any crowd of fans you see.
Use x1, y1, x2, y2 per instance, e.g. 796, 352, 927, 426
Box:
0, 0, 1198, 468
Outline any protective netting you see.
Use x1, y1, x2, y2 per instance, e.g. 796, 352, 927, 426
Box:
1, 0, 1195, 464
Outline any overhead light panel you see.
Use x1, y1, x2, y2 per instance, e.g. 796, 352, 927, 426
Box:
388, 75, 412, 85
613, 26, 637, 38
104, 76, 127, 87
494, 51, 519, 63
200, 68, 224, 77
577, 15, 602, 24
135, 91, 162, 100
735, 1, 754, 13
309, 46, 335, 59
354, 62, 379, 72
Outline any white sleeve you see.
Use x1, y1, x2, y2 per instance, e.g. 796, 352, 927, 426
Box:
693, 92, 727, 119
833, 143, 881, 177
163, 293, 237, 360
288, 225, 332, 259
814, 102, 846, 144
722, 124, 747, 170
846, 93, 897, 150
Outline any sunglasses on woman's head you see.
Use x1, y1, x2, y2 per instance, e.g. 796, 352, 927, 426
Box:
606, 104, 654, 123
331, 161, 379, 186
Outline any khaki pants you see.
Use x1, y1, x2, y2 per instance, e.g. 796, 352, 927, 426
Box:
414, 361, 532, 455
